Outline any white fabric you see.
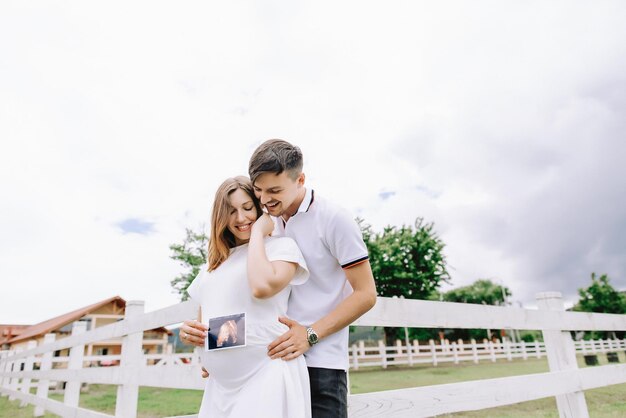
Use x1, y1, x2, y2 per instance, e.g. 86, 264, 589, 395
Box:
274, 188, 369, 371
186, 236, 310, 418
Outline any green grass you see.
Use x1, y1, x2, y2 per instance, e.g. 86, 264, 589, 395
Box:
1, 386, 203, 418
349, 352, 626, 417
0, 396, 57, 418
350, 357, 550, 393
1, 352, 625, 417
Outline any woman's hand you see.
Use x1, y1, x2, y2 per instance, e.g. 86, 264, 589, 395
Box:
252, 213, 274, 237
180, 319, 207, 347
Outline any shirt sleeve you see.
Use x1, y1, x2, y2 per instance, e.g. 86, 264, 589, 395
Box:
265, 237, 309, 286
325, 207, 369, 269
185, 266, 206, 302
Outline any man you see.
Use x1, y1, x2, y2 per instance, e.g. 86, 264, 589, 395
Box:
248, 139, 377, 417
180, 139, 376, 417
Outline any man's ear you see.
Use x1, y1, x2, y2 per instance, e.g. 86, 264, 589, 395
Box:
297, 172, 305, 186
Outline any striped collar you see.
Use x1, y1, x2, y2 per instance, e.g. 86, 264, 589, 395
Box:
294, 187, 315, 215
282, 188, 314, 223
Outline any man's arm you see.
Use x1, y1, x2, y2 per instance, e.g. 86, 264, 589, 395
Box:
267, 260, 377, 360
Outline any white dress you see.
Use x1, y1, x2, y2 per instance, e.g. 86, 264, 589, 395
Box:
186, 236, 311, 418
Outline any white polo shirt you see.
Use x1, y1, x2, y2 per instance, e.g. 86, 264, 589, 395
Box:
274, 188, 369, 371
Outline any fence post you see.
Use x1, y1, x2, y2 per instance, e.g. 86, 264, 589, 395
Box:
359, 341, 365, 357
404, 338, 413, 366
471, 339, 478, 364
64, 321, 87, 408
504, 338, 513, 362
19, 340, 37, 406
521, 340, 528, 360
536, 292, 589, 418
34, 333, 56, 417
378, 340, 387, 369
0, 350, 14, 396
351, 344, 359, 371
411, 340, 419, 366
115, 300, 145, 418
0, 352, 4, 393
395, 339, 403, 359
452, 342, 459, 364
535, 340, 541, 359
8, 349, 22, 400
489, 340, 496, 363
0, 351, 7, 396
429, 339, 437, 366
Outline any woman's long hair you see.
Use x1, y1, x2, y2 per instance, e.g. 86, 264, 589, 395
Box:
207, 176, 263, 272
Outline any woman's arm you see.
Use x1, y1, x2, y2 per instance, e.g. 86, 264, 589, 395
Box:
180, 308, 209, 378
247, 214, 298, 299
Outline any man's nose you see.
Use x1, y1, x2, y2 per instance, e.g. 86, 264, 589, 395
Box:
259, 192, 270, 205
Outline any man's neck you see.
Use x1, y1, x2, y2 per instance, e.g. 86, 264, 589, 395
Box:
281, 187, 307, 223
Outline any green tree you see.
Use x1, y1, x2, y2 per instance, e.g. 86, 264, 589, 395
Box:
169, 226, 208, 301
575, 273, 626, 314
359, 217, 450, 345
574, 273, 626, 339
443, 279, 511, 305
442, 279, 512, 341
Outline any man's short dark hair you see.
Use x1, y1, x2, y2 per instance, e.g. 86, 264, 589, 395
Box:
248, 139, 303, 184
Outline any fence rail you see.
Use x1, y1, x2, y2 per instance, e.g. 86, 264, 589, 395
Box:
7, 337, 622, 375
2, 292, 626, 417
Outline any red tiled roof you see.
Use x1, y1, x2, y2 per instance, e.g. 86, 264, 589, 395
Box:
7, 296, 172, 345
0, 324, 30, 345
7, 296, 127, 344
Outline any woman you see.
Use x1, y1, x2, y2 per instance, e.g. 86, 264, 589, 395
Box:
180, 176, 311, 418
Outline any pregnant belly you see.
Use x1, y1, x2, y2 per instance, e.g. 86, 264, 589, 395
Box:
200, 322, 287, 388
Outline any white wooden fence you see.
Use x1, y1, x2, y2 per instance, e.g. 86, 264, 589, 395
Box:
349, 337, 626, 370
1, 292, 626, 417
18, 336, 619, 375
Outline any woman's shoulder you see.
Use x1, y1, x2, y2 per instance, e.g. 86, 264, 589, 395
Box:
195, 264, 211, 279
264, 235, 298, 248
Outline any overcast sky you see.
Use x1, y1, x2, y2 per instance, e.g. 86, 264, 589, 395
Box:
2, 1, 625, 325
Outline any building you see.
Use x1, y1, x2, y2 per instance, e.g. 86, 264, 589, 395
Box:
4, 296, 171, 366
0, 324, 30, 350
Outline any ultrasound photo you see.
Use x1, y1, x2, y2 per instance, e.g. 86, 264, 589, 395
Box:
205, 312, 246, 351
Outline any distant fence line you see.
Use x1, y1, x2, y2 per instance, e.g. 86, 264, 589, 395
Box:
349, 337, 626, 370
2, 292, 626, 417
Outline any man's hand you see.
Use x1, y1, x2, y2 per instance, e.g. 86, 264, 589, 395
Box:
180, 319, 207, 347
267, 317, 311, 361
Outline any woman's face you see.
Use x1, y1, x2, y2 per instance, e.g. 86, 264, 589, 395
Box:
226, 188, 259, 245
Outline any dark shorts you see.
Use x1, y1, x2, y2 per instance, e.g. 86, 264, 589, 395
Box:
308, 367, 348, 418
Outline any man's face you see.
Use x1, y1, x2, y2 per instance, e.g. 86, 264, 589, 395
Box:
253, 171, 304, 217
